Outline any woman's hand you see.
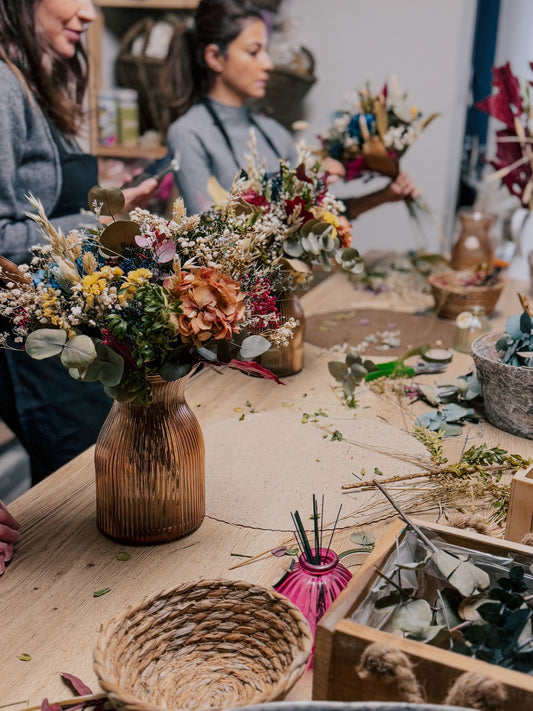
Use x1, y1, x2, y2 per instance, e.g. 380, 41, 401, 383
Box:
322, 157, 345, 186
121, 177, 159, 212
98, 178, 159, 226
383, 172, 421, 202
0, 501, 20, 575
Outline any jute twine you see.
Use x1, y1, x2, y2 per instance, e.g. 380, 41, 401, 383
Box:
446, 513, 496, 537
355, 642, 425, 703
444, 671, 507, 710
93, 579, 312, 711
521, 532, 533, 547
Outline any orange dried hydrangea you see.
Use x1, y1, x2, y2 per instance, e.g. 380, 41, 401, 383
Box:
164, 267, 245, 346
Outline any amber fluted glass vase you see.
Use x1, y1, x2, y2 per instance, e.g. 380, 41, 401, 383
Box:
260, 290, 305, 377
94, 375, 205, 544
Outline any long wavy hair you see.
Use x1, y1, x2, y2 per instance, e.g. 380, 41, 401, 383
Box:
164, 0, 264, 121
0, 0, 89, 136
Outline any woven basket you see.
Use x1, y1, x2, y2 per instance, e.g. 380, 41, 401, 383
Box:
116, 15, 188, 135
255, 48, 316, 131
93, 579, 313, 711
428, 271, 504, 319
472, 331, 533, 439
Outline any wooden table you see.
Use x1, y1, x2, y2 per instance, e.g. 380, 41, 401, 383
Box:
2, 271, 531, 707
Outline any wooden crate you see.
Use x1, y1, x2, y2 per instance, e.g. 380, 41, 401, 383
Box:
506, 464, 533, 543
313, 518, 533, 706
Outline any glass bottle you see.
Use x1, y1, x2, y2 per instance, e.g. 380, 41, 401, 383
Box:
274, 548, 352, 642
451, 210, 496, 271
452, 305, 491, 353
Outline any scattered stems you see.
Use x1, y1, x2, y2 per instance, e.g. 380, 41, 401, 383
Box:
372, 479, 439, 554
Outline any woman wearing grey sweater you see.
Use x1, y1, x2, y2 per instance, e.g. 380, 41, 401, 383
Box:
0, 0, 156, 488
166, 0, 419, 216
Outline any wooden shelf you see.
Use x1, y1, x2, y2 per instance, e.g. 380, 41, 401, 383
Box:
88, 1, 198, 159
94, 144, 168, 160
95, 0, 198, 8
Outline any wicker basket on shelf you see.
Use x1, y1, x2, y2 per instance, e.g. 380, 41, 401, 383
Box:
255, 47, 316, 131
93, 579, 313, 711
116, 15, 188, 136
428, 271, 505, 319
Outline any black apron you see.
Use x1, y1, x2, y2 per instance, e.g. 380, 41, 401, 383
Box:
48, 122, 98, 218
0, 122, 111, 485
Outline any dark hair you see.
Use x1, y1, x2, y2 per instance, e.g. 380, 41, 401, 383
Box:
164, 0, 264, 120
0, 0, 89, 136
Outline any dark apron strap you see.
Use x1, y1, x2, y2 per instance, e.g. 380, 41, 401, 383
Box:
202, 98, 283, 172
47, 121, 98, 218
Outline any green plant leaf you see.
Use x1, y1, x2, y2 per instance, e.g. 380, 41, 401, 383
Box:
81, 340, 124, 386
116, 552, 130, 561
60, 335, 97, 369
350, 531, 376, 547
393, 598, 433, 635
328, 360, 348, 381
25, 328, 67, 359
433, 549, 490, 596
93, 587, 111, 597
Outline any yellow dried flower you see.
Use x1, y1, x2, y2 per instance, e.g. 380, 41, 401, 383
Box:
82, 252, 97, 275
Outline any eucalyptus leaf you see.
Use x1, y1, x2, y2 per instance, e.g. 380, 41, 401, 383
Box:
350, 531, 376, 547
282, 236, 304, 258
88, 186, 125, 217
407, 624, 445, 643
239, 334, 271, 359
99, 220, 141, 257
81, 340, 124, 386
25, 328, 67, 359
393, 598, 433, 635
60, 335, 97, 369
374, 590, 405, 611
328, 361, 348, 381
433, 549, 490, 596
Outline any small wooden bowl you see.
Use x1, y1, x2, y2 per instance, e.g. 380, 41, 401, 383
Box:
93, 579, 313, 711
428, 271, 504, 320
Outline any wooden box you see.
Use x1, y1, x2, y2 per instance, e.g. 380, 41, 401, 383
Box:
313, 518, 533, 706
506, 464, 533, 543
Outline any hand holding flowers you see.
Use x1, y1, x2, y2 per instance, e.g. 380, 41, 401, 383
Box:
318, 76, 438, 183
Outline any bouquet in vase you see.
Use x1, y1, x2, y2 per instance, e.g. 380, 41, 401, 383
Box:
0, 187, 298, 403
218, 143, 364, 286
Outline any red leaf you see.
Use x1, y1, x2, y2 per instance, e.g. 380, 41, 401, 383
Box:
476, 62, 523, 129
61, 672, 93, 695
226, 359, 285, 383
41, 700, 61, 711
295, 162, 314, 184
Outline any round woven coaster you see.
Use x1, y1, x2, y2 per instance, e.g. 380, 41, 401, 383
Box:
305, 308, 456, 356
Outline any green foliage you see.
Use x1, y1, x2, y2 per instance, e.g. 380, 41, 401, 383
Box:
496, 296, 533, 368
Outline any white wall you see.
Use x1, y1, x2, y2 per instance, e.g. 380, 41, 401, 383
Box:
277, 0, 477, 254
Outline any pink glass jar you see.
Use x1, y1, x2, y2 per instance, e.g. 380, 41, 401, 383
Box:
274, 548, 352, 640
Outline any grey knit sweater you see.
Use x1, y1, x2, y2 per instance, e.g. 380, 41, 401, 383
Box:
167, 99, 298, 215
0, 61, 95, 265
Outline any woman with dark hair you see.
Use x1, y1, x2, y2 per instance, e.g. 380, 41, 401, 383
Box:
0, 0, 158, 487
166, 0, 419, 216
